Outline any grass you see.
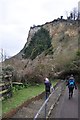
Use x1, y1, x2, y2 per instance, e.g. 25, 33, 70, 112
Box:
2, 79, 59, 115
51, 79, 59, 86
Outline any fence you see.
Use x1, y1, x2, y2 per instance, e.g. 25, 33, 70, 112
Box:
0, 75, 12, 101
34, 81, 65, 119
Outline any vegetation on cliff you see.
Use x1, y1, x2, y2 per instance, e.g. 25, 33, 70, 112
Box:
23, 27, 52, 60
4, 19, 80, 84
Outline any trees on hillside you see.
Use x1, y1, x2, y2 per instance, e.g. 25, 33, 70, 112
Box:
66, 7, 80, 20
23, 27, 52, 60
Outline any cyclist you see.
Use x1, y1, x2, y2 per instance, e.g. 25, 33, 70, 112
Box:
66, 74, 77, 99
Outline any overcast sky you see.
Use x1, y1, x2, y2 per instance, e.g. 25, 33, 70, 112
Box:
0, 0, 79, 58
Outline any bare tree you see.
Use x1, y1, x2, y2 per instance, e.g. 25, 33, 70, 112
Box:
78, 11, 80, 20
65, 11, 69, 19
65, 6, 78, 20
1, 48, 3, 63
72, 7, 78, 20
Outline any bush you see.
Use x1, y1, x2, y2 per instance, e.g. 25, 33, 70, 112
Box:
23, 71, 44, 85
45, 46, 54, 56
23, 27, 52, 60
3, 65, 14, 75
76, 50, 80, 56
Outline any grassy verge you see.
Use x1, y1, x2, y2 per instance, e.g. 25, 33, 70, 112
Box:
51, 79, 59, 86
2, 79, 59, 115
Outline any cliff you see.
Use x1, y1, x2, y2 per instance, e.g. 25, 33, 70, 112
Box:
4, 19, 80, 82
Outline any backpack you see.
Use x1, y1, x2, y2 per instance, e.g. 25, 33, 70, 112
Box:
69, 79, 75, 87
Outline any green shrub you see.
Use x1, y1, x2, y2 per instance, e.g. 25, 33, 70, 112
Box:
76, 50, 80, 56
45, 46, 54, 56
23, 27, 52, 60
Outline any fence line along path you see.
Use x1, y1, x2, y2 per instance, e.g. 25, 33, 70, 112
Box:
0, 75, 12, 101
12, 81, 65, 119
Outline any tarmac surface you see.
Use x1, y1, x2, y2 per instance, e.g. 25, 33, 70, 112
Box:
6, 81, 79, 119
49, 86, 78, 118
12, 81, 65, 118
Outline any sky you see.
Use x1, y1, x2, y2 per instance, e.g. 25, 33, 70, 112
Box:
0, 0, 79, 59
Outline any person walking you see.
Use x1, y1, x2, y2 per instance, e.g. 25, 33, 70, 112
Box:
66, 74, 77, 99
44, 77, 52, 99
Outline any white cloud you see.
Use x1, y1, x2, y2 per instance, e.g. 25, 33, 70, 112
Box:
0, 24, 28, 56
0, 0, 79, 57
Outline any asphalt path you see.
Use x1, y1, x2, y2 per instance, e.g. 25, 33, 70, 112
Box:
49, 86, 78, 118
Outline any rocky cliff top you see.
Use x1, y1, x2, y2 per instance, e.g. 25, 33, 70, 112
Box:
4, 19, 80, 83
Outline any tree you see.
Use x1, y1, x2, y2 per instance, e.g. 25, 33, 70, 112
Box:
66, 7, 78, 20
72, 7, 78, 20
23, 27, 52, 60
70, 12, 73, 20
65, 11, 69, 19
60, 16, 63, 19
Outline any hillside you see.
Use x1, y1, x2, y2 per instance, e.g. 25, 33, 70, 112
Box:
4, 19, 80, 83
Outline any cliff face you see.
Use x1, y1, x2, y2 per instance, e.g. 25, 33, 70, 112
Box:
4, 19, 79, 81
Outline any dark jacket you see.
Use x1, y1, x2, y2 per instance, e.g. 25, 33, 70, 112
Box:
44, 80, 51, 92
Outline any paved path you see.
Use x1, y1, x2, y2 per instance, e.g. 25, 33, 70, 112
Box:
9, 81, 79, 119
49, 86, 78, 118
12, 81, 64, 118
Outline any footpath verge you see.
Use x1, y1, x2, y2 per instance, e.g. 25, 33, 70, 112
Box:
34, 80, 66, 119
2, 80, 65, 119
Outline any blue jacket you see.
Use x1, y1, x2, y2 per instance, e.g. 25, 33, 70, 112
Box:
67, 77, 77, 89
